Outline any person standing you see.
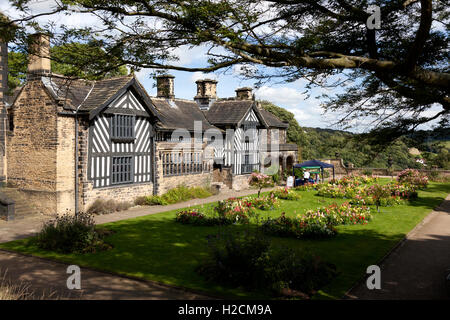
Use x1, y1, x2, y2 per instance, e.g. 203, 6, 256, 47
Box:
303, 170, 310, 183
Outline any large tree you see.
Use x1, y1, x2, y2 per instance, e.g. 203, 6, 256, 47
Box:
2, 0, 449, 140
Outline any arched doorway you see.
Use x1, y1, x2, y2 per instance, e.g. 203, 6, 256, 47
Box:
279, 156, 284, 175
286, 156, 294, 174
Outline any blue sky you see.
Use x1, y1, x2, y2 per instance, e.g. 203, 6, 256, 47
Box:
1, 0, 444, 132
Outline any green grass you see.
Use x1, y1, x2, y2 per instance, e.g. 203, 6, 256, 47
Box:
1, 180, 449, 299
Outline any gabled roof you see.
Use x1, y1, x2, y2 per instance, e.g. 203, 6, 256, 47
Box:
206, 100, 268, 128
41, 75, 159, 120
258, 108, 289, 128
151, 98, 218, 132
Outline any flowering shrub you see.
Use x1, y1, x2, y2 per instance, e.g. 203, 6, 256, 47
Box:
329, 175, 378, 186
261, 212, 337, 239
270, 187, 302, 200
252, 193, 280, 210
303, 202, 372, 226
317, 182, 417, 207
294, 182, 317, 191
262, 202, 372, 239
176, 209, 211, 225
248, 172, 274, 197
214, 197, 255, 223
397, 169, 428, 189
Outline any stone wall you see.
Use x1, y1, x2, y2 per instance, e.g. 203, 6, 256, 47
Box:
7, 80, 58, 191
81, 181, 154, 211
344, 167, 450, 178
56, 114, 76, 213
231, 173, 251, 191
5, 80, 79, 215
154, 141, 214, 195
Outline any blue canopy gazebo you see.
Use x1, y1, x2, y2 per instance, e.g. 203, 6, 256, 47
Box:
293, 159, 335, 186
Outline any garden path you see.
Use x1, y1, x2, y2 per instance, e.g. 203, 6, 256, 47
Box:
346, 193, 450, 300
0, 250, 211, 299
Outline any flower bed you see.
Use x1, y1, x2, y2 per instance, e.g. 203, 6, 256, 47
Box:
317, 182, 417, 207
270, 187, 302, 200
261, 212, 337, 239
304, 202, 372, 226
329, 175, 378, 186
251, 194, 280, 210
293, 183, 317, 191
261, 202, 373, 239
397, 169, 428, 189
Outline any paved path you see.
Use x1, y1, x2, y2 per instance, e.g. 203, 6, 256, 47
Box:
347, 194, 450, 300
0, 187, 275, 243
0, 250, 210, 299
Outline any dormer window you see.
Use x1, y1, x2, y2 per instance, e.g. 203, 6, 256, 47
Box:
111, 114, 135, 142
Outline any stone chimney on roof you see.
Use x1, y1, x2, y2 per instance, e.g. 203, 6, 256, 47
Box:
235, 87, 252, 100
194, 79, 217, 110
156, 74, 175, 99
27, 33, 51, 79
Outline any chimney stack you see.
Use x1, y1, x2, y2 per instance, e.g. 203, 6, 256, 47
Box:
156, 74, 175, 99
27, 33, 51, 79
194, 79, 217, 110
235, 87, 252, 100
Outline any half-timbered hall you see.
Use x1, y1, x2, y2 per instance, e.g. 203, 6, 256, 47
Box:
1, 33, 297, 215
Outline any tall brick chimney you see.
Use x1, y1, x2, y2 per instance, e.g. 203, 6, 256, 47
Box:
194, 79, 217, 110
156, 74, 175, 99
27, 33, 51, 79
235, 87, 253, 100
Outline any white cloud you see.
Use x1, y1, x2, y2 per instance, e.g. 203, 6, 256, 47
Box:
191, 72, 217, 82
255, 86, 305, 108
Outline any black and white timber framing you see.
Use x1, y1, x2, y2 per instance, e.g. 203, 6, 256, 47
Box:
88, 90, 153, 188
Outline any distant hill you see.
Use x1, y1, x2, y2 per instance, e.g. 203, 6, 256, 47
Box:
260, 100, 449, 169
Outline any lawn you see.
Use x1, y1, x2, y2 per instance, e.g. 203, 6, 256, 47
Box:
1, 180, 449, 299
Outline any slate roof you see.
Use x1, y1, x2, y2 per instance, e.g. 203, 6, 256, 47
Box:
11, 72, 288, 133
258, 109, 289, 128
150, 98, 218, 132
41, 75, 134, 111
206, 99, 287, 129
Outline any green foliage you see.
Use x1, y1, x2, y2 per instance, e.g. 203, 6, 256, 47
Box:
260, 100, 307, 153
135, 185, 212, 206
7, 43, 128, 93
87, 198, 132, 215
260, 101, 436, 169
198, 230, 336, 296
35, 212, 109, 254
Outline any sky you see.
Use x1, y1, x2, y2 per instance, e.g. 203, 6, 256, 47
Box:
0, 0, 444, 132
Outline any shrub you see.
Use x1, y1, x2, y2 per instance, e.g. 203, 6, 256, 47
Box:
261, 212, 337, 239
175, 209, 232, 226
251, 194, 280, 210
214, 197, 254, 223
248, 172, 274, 197
134, 185, 212, 206
362, 169, 373, 176
304, 202, 372, 226
270, 187, 301, 200
87, 198, 132, 215
35, 212, 110, 254
397, 169, 428, 189
198, 230, 336, 296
